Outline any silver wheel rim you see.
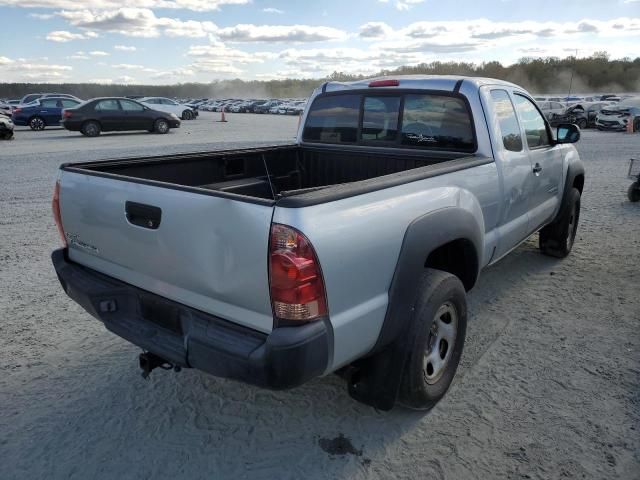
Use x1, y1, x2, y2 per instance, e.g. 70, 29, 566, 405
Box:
158, 121, 168, 133
85, 123, 97, 136
31, 118, 44, 130
423, 302, 458, 385
567, 204, 577, 249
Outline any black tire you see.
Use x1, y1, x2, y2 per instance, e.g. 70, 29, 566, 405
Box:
154, 118, 170, 134
634, 118, 640, 133
539, 187, 581, 258
577, 118, 587, 129
628, 182, 640, 202
29, 116, 46, 131
398, 269, 467, 410
182, 110, 193, 120
81, 121, 101, 137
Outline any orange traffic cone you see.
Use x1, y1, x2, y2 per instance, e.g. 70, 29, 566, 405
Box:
217, 108, 227, 123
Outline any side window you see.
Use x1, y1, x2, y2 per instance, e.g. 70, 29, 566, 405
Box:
61, 99, 79, 108
302, 94, 360, 143
514, 95, 550, 148
361, 96, 400, 142
120, 100, 145, 111
490, 90, 523, 152
162, 99, 176, 105
40, 99, 58, 108
95, 100, 121, 111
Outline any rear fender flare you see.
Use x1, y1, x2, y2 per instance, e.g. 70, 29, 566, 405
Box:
374, 206, 483, 352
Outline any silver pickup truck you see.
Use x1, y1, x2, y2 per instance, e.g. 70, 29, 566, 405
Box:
52, 76, 584, 410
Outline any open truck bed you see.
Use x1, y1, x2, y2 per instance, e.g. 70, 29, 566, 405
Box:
61, 144, 476, 206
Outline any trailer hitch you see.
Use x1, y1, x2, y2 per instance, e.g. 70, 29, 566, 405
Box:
139, 351, 181, 379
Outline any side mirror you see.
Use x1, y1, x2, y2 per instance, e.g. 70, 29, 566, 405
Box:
556, 123, 580, 144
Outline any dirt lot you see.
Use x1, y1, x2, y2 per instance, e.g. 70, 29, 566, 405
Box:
1, 114, 638, 479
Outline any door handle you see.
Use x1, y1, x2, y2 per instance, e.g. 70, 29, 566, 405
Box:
533, 163, 543, 175
125, 201, 162, 229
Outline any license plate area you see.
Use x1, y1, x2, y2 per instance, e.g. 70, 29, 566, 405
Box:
139, 293, 183, 335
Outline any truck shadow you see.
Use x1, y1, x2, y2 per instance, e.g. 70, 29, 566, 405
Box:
6, 236, 568, 479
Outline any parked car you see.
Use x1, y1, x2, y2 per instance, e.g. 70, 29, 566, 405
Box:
255, 100, 283, 114
548, 102, 612, 129
0, 102, 12, 116
595, 97, 640, 131
0, 112, 14, 140
139, 97, 198, 120
18, 93, 81, 105
537, 100, 567, 119
60, 97, 180, 137
12, 97, 83, 130
51, 76, 584, 411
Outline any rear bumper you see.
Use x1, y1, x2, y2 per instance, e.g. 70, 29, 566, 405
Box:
52, 248, 330, 389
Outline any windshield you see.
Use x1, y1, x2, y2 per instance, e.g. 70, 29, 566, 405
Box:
303, 92, 475, 152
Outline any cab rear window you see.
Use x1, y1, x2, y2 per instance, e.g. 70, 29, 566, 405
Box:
303, 92, 475, 152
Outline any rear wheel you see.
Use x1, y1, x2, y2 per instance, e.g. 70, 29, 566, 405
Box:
628, 182, 640, 202
182, 110, 193, 120
539, 187, 581, 258
154, 118, 169, 134
81, 121, 101, 137
398, 269, 467, 410
634, 118, 640, 132
29, 116, 46, 131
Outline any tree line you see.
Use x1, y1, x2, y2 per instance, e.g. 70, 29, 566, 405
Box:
1, 53, 638, 100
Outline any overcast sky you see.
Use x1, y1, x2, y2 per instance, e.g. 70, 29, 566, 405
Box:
0, 0, 638, 84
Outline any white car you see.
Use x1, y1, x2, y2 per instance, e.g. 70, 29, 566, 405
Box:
139, 97, 198, 120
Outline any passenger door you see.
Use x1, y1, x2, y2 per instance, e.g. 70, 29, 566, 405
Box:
39, 98, 61, 125
484, 88, 532, 259
119, 99, 152, 131
94, 99, 123, 131
512, 94, 564, 232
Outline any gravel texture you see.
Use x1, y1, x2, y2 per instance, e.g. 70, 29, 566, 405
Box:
0, 115, 638, 480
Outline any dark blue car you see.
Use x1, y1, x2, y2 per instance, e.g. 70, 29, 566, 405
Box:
12, 97, 83, 130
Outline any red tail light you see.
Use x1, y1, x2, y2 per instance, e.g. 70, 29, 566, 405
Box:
269, 224, 327, 325
52, 180, 67, 247
368, 79, 399, 87
63, 110, 73, 118
13, 107, 21, 114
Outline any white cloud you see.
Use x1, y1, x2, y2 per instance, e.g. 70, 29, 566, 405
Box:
46, 30, 96, 41
0, 0, 249, 12
359, 21, 392, 39
114, 44, 137, 51
114, 75, 136, 83
262, 7, 283, 14
89, 50, 110, 56
59, 8, 218, 38
216, 24, 348, 42
378, 0, 424, 11
112, 63, 157, 72
29, 12, 54, 19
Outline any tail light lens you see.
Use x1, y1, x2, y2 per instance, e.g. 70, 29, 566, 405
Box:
63, 110, 73, 118
269, 224, 327, 325
13, 108, 21, 114
52, 180, 67, 247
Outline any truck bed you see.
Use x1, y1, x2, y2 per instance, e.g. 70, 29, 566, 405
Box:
62, 145, 474, 204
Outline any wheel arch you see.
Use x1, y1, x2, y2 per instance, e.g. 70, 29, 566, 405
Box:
374, 207, 483, 352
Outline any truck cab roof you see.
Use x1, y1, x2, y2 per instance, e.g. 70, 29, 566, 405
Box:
322, 75, 521, 94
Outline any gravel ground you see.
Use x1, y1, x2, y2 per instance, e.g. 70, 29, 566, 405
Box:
0, 116, 638, 480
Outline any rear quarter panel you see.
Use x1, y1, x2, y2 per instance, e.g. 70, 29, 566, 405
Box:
273, 162, 500, 371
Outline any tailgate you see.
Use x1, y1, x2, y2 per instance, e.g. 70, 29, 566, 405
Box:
58, 170, 275, 333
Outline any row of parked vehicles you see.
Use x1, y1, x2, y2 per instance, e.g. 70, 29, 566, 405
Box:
535, 94, 640, 132
0, 93, 200, 134
181, 98, 308, 115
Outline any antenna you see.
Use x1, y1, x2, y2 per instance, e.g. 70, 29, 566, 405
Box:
566, 48, 578, 101
261, 153, 276, 200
